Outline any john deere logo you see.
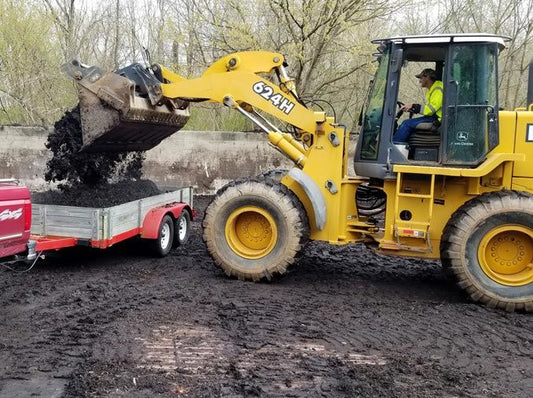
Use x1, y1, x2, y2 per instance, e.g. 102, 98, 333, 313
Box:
457, 131, 469, 142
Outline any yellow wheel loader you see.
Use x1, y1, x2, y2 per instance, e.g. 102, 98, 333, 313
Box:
63, 34, 533, 312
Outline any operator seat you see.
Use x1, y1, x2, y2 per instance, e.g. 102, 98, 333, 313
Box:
408, 121, 440, 161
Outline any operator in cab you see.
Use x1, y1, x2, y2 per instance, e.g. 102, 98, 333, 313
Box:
393, 68, 443, 143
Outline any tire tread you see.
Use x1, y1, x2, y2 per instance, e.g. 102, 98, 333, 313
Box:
203, 177, 309, 281
440, 190, 533, 313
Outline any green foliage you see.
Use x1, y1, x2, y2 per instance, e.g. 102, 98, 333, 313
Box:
0, 0, 75, 125
186, 104, 256, 131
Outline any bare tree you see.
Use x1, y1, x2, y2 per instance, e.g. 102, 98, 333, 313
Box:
396, 0, 533, 109
2, 0, 531, 127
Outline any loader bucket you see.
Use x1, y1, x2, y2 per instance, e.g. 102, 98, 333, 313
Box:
62, 61, 189, 152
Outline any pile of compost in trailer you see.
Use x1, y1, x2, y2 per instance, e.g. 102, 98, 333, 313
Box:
31, 179, 162, 207
37, 107, 159, 207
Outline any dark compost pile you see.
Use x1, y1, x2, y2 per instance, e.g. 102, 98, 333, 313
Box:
32, 179, 162, 207
37, 107, 157, 207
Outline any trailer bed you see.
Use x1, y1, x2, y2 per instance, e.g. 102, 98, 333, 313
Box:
31, 187, 193, 248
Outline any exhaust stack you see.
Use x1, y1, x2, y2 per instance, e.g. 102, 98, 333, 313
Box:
526, 58, 533, 111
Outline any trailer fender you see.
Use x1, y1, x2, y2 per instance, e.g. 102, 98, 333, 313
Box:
141, 203, 193, 239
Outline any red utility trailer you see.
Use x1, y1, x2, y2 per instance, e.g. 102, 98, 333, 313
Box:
0, 179, 193, 264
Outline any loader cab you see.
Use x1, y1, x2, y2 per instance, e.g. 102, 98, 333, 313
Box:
354, 34, 507, 179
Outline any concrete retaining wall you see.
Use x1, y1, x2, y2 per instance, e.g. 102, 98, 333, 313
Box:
0, 126, 295, 194
0, 126, 53, 189
1, 126, 357, 194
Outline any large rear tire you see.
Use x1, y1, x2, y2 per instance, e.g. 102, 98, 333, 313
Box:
440, 191, 533, 312
203, 178, 309, 281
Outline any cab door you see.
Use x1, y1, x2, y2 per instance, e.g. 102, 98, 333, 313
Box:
355, 43, 404, 179
442, 43, 500, 165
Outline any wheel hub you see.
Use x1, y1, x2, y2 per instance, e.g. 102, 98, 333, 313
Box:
160, 222, 171, 249
178, 216, 187, 240
225, 206, 278, 259
478, 225, 533, 286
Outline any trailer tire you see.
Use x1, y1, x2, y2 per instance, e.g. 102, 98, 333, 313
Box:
150, 214, 174, 257
440, 191, 533, 312
203, 178, 309, 281
173, 210, 191, 247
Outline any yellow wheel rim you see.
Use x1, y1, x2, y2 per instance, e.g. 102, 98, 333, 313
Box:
225, 206, 278, 259
478, 225, 533, 286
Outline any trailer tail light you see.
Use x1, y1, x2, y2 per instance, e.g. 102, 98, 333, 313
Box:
24, 200, 32, 231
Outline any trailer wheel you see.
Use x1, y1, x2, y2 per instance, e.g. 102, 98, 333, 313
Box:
173, 211, 191, 247
440, 191, 533, 312
203, 178, 309, 281
150, 214, 174, 257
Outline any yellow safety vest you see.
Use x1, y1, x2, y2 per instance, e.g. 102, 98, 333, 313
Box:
423, 80, 443, 122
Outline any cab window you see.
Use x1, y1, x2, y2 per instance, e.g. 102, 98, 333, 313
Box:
360, 48, 390, 160
445, 43, 499, 164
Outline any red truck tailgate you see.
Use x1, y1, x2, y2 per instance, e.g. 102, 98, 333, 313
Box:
0, 180, 31, 257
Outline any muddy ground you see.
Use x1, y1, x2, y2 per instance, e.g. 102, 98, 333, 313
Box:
1, 196, 532, 397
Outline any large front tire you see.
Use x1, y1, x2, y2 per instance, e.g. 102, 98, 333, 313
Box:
440, 191, 533, 312
203, 178, 309, 281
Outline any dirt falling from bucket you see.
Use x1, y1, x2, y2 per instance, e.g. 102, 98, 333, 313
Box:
45, 107, 146, 188
40, 107, 160, 207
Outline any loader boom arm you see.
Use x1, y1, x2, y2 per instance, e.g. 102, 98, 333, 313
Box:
63, 51, 329, 160
156, 51, 326, 139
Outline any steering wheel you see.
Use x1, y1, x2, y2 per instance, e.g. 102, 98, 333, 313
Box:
395, 101, 415, 131
396, 101, 414, 120
395, 101, 405, 120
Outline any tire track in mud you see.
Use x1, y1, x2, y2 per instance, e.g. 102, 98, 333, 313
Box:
133, 319, 388, 396
1, 250, 176, 396
87, 244, 532, 396
136, 324, 229, 373
204, 253, 533, 396
129, 271, 531, 397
